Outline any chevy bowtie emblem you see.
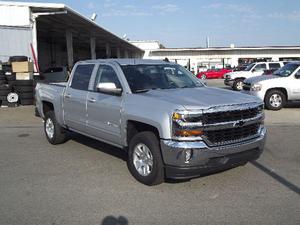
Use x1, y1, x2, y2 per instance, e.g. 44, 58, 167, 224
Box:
233, 120, 245, 127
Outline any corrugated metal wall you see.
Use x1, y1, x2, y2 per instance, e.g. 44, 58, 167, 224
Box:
0, 26, 32, 62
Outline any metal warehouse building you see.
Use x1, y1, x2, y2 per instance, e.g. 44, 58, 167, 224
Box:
131, 41, 300, 73
0, 1, 143, 71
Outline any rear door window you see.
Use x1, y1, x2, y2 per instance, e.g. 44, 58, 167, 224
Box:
71, 64, 95, 90
253, 64, 266, 71
269, 63, 281, 70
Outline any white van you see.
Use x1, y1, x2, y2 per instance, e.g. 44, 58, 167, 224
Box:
224, 61, 286, 90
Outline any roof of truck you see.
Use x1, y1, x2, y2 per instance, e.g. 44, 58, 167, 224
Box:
79, 59, 173, 65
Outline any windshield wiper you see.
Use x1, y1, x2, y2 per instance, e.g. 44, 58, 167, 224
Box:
133, 88, 160, 93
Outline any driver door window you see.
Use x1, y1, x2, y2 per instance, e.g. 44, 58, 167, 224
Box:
94, 65, 122, 91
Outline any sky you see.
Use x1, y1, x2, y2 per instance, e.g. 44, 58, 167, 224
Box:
6, 0, 300, 47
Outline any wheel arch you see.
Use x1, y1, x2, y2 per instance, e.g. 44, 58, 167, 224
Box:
42, 101, 54, 118
126, 120, 160, 147
265, 87, 288, 100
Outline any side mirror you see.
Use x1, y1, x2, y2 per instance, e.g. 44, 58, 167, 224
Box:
252, 69, 256, 72
295, 73, 300, 79
97, 82, 122, 96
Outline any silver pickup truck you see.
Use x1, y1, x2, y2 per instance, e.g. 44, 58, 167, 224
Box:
36, 59, 266, 185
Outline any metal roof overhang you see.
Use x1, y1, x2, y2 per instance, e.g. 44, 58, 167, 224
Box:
31, 5, 143, 54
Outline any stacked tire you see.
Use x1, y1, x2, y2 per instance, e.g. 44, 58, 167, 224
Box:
13, 80, 34, 105
0, 72, 18, 107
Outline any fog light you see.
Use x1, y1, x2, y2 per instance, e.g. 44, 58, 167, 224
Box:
185, 149, 193, 163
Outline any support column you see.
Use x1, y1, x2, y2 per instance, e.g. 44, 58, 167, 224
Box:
116, 47, 121, 58
66, 30, 74, 68
124, 50, 129, 58
105, 43, 111, 58
90, 37, 96, 59
31, 15, 39, 72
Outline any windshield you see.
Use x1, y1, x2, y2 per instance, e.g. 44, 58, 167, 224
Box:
245, 63, 255, 71
121, 64, 204, 93
273, 63, 299, 77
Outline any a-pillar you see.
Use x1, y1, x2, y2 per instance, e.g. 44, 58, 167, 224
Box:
90, 37, 96, 59
66, 30, 74, 68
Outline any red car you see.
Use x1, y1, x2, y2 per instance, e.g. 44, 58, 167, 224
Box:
196, 68, 232, 79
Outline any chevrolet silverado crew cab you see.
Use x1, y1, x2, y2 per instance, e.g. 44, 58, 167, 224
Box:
35, 59, 266, 185
224, 61, 285, 91
242, 62, 300, 110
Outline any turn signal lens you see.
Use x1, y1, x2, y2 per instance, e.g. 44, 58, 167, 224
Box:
172, 112, 183, 120
174, 130, 204, 137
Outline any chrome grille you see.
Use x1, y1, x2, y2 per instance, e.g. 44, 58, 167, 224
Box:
203, 107, 260, 124
205, 123, 260, 145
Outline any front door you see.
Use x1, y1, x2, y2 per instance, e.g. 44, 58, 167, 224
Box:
86, 64, 123, 145
290, 68, 300, 100
64, 64, 95, 132
251, 63, 266, 76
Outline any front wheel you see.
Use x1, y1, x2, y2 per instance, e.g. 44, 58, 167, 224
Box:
233, 79, 244, 91
44, 111, 67, 144
127, 131, 164, 185
201, 74, 206, 79
264, 90, 286, 110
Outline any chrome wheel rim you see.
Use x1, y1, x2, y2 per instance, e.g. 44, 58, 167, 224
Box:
133, 143, 153, 176
269, 94, 282, 108
45, 118, 54, 139
201, 74, 206, 79
236, 81, 243, 90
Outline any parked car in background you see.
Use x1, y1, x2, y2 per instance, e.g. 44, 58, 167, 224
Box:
242, 62, 300, 110
224, 61, 285, 91
234, 64, 248, 71
196, 68, 232, 79
35, 59, 266, 185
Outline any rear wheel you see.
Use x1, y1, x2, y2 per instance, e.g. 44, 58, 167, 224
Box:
127, 131, 164, 185
44, 111, 67, 144
233, 79, 244, 91
264, 90, 286, 110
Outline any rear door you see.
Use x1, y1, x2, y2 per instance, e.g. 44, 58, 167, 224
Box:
63, 64, 95, 132
86, 64, 123, 145
290, 67, 300, 100
251, 63, 266, 76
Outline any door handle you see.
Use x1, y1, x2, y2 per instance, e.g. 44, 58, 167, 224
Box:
65, 94, 71, 99
88, 98, 96, 103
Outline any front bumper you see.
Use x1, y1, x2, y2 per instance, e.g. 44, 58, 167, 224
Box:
241, 90, 265, 101
224, 78, 234, 86
160, 127, 267, 179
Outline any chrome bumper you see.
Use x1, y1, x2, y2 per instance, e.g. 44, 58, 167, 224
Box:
160, 127, 267, 167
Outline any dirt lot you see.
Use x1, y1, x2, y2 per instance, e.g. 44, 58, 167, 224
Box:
0, 80, 299, 225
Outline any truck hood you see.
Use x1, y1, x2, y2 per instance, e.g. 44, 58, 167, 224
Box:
141, 87, 261, 110
245, 75, 282, 84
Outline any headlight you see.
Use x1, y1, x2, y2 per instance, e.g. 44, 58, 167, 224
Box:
251, 83, 262, 91
172, 111, 204, 137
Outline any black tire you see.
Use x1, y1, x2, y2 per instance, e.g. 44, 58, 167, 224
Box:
44, 111, 67, 145
9, 56, 28, 62
0, 75, 6, 80
1, 100, 8, 106
0, 95, 7, 101
264, 89, 286, 110
20, 98, 34, 105
0, 80, 7, 85
14, 86, 33, 93
5, 74, 16, 81
14, 80, 33, 86
127, 131, 164, 185
7, 102, 18, 107
19, 92, 33, 99
233, 79, 244, 91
